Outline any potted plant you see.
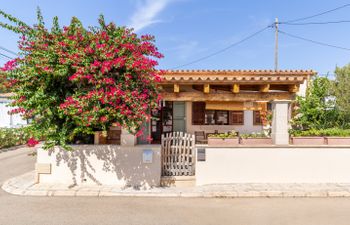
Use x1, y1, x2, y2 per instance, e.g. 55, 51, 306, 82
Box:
207, 130, 239, 146
260, 110, 272, 137
240, 132, 273, 145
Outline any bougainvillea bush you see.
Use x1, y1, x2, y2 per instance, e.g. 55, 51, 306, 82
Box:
0, 9, 163, 149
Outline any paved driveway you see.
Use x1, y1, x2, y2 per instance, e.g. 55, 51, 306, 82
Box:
1, 148, 350, 225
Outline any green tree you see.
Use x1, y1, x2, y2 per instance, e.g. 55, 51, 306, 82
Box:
291, 76, 339, 132
333, 64, 350, 127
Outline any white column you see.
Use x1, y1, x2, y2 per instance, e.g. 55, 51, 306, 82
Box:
271, 100, 291, 145
121, 128, 137, 146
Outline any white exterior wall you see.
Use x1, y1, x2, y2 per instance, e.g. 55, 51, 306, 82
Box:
185, 102, 262, 134
297, 79, 308, 97
196, 147, 350, 185
0, 97, 27, 128
37, 145, 161, 187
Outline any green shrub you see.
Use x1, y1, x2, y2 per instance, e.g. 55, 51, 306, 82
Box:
290, 128, 350, 137
0, 127, 30, 149
208, 130, 238, 139
240, 132, 268, 138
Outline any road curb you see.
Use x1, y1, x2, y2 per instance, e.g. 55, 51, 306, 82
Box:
3, 171, 350, 197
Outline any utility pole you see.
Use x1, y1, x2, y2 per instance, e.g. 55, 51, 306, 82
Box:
274, 18, 279, 71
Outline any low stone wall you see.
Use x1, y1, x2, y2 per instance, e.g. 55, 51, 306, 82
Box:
196, 146, 350, 185
36, 145, 161, 188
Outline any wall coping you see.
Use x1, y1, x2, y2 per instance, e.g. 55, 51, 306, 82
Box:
196, 144, 350, 149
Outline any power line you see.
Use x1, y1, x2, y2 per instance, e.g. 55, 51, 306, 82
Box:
0, 56, 8, 61
0, 46, 18, 56
282, 3, 350, 23
0, 52, 13, 60
170, 25, 272, 69
282, 20, 350, 25
278, 30, 350, 51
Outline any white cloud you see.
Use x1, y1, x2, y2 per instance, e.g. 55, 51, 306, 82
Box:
128, 0, 174, 31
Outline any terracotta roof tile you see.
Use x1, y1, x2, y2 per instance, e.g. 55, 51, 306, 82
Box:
161, 69, 316, 84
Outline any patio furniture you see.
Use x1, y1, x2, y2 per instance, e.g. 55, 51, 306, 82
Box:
195, 131, 207, 144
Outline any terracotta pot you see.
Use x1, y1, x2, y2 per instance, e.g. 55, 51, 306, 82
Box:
291, 137, 325, 145
240, 138, 273, 145
325, 137, 350, 145
207, 137, 239, 146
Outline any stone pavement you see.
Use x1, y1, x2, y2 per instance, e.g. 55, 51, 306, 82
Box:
3, 171, 350, 197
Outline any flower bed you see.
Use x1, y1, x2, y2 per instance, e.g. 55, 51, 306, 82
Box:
207, 132, 239, 146
290, 128, 350, 145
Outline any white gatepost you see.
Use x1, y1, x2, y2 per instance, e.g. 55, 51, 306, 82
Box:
271, 100, 291, 145
120, 128, 137, 146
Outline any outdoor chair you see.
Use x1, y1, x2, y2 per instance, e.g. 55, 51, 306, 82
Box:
195, 131, 207, 144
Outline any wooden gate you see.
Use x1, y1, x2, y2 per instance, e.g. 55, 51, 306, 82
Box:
161, 132, 196, 176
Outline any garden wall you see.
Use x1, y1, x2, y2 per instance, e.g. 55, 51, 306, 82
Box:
196, 146, 350, 185
36, 145, 161, 188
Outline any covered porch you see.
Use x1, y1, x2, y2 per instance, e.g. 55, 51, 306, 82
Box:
147, 69, 316, 145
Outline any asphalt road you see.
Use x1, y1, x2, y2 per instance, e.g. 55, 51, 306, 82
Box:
1, 148, 350, 225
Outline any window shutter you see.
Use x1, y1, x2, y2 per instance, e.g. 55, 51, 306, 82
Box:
192, 102, 205, 125
253, 111, 262, 125
229, 111, 244, 125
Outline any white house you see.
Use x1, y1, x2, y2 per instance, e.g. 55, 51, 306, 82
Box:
0, 93, 27, 127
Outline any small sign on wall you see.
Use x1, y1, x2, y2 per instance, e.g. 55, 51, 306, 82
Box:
143, 149, 153, 163
197, 148, 206, 161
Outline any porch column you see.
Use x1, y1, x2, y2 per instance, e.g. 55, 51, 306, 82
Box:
121, 128, 137, 146
271, 100, 291, 145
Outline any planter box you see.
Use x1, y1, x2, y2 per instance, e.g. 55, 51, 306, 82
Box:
207, 137, 239, 146
291, 137, 325, 145
325, 137, 350, 145
240, 138, 273, 145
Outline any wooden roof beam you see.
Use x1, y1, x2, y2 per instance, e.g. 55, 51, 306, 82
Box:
204, 84, 210, 94
174, 84, 180, 93
232, 84, 240, 93
161, 92, 294, 102
289, 84, 299, 93
259, 84, 270, 93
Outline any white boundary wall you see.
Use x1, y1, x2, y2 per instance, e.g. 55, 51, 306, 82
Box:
37, 145, 161, 187
196, 147, 350, 185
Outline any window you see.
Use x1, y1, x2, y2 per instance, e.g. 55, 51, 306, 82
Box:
229, 111, 244, 125
253, 111, 262, 125
192, 102, 229, 125
216, 111, 228, 125
205, 110, 215, 125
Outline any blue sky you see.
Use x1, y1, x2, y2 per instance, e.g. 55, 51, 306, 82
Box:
1, 0, 350, 75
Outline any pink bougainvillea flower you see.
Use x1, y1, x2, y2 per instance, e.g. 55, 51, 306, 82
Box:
27, 137, 39, 147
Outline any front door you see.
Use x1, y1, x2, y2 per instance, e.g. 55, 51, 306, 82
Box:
173, 102, 186, 132
151, 101, 173, 144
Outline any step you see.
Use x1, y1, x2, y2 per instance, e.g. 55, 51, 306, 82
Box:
160, 176, 196, 187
